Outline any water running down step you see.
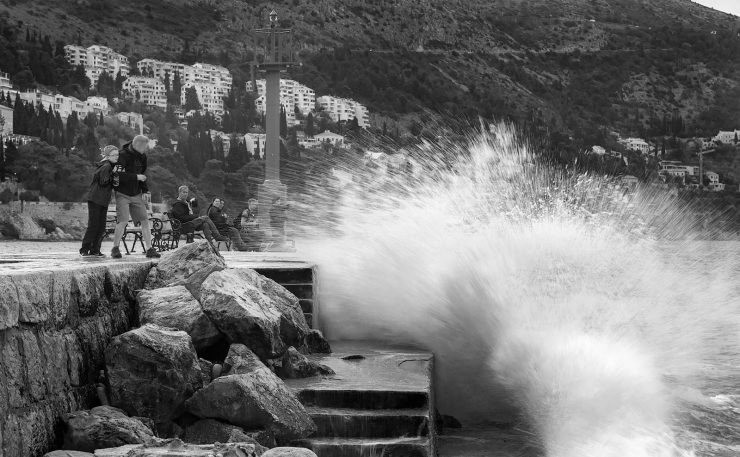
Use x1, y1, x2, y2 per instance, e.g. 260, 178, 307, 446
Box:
285, 342, 436, 457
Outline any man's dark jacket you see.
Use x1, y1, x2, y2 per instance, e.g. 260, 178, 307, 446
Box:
171, 200, 196, 223
114, 141, 148, 196
207, 205, 230, 232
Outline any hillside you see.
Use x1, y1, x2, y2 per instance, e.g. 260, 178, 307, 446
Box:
1, 0, 740, 142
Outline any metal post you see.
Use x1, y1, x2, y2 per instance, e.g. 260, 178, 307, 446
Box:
265, 69, 280, 182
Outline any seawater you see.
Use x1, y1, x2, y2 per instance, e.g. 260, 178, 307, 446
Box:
295, 124, 740, 457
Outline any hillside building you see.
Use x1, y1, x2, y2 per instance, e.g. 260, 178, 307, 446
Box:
244, 133, 266, 158
137, 59, 232, 115
64, 44, 129, 84
316, 95, 369, 128
0, 104, 13, 135
116, 112, 144, 135
619, 137, 650, 154
713, 130, 740, 144
123, 77, 167, 109
246, 79, 315, 126
53, 95, 87, 120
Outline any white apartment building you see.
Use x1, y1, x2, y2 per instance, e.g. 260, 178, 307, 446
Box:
316, 95, 369, 128
247, 79, 315, 126
19, 90, 55, 111
254, 94, 296, 127
244, 133, 266, 158
0, 71, 12, 93
123, 77, 167, 109
620, 137, 650, 154
0, 104, 13, 135
181, 82, 226, 117
116, 112, 144, 135
713, 130, 740, 144
85, 96, 110, 115
64, 44, 129, 84
137, 59, 231, 115
54, 95, 87, 120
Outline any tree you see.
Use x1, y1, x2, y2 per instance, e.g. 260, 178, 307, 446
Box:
171, 70, 182, 105
280, 106, 287, 137
305, 112, 315, 137
184, 86, 201, 111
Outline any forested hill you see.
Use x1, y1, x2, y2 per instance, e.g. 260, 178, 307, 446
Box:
1, 0, 740, 143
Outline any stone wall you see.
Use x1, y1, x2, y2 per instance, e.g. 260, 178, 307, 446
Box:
0, 262, 153, 457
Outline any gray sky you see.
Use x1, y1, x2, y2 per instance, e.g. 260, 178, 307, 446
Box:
692, 1, 740, 17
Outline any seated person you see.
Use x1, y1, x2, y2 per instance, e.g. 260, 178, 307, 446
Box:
206, 197, 249, 251
170, 185, 227, 243
239, 198, 265, 250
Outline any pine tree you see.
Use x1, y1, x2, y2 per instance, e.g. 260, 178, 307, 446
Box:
280, 106, 287, 137
305, 112, 315, 137
184, 86, 201, 111
172, 70, 182, 105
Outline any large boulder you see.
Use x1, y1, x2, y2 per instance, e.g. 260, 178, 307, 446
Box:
94, 439, 263, 457
200, 269, 309, 359
182, 418, 270, 451
104, 324, 203, 430
137, 286, 222, 352
62, 406, 155, 452
186, 344, 315, 445
276, 347, 334, 379
144, 241, 226, 299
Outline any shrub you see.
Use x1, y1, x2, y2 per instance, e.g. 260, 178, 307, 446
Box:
37, 219, 57, 234
19, 191, 38, 202
0, 188, 14, 204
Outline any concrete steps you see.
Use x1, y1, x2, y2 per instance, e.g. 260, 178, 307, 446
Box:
252, 266, 316, 327
286, 342, 436, 457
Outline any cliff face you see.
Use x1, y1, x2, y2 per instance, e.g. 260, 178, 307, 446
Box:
1, 0, 738, 136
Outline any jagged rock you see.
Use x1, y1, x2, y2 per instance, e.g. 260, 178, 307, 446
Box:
276, 347, 335, 379
222, 343, 264, 375
186, 344, 315, 445
200, 269, 309, 360
198, 358, 214, 385
144, 241, 226, 299
44, 451, 95, 457
61, 406, 155, 452
303, 329, 332, 354
104, 324, 203, 429
262, 448, 317, 457
182, 418, 269, 452
137, 286, 222, 352
93, 439, 263, 457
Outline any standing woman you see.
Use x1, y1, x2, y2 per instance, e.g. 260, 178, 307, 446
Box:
80, 145, 118, 257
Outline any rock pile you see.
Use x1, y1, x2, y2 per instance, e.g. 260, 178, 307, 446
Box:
50, 241, 332, 457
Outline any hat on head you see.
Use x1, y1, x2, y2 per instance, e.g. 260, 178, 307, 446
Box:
100, 145, 118, 161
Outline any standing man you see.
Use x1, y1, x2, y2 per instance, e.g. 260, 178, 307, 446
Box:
110, 135, 160, 258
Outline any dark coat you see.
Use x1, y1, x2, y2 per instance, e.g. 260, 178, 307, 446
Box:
207, 205, 230, 232
85, 161, 114, 207
171, 200, 196, 223
114, 141, 148, 196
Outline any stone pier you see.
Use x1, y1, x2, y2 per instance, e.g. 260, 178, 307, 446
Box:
0, 258, 153, 457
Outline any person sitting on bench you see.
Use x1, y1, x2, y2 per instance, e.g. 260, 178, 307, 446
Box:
170, 185, 227, 243
206, 197, 249, 251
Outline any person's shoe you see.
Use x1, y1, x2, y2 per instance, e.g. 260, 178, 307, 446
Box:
145, 247, 161, 258
79, 249, 91, 257
90, 252, 105, 258
111, 246, 122, 259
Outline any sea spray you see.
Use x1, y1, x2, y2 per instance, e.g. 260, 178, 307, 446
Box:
295, 123, 740, 456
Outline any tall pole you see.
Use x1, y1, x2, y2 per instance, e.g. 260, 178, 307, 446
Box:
699, 151, 703, 189
265, 69, 280, 182
254, 10, 292, 237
